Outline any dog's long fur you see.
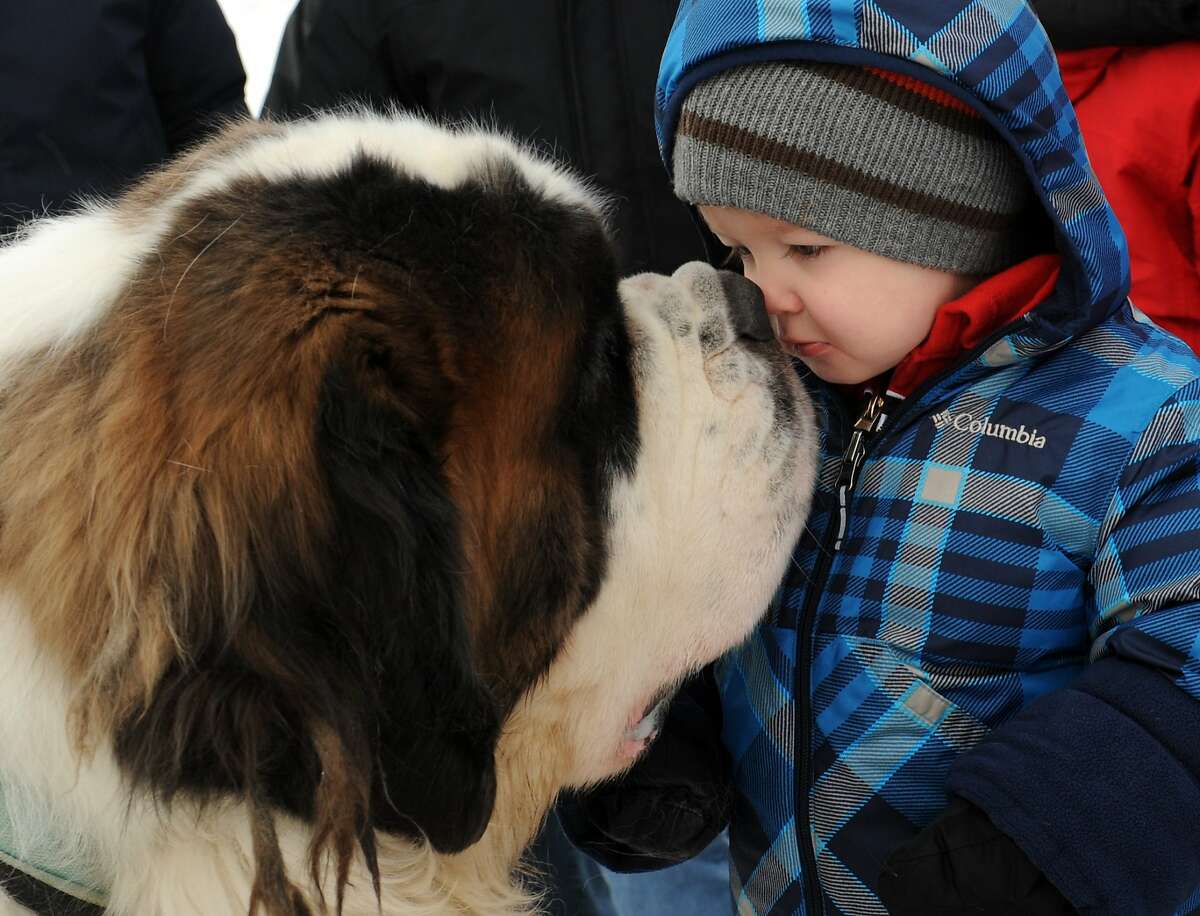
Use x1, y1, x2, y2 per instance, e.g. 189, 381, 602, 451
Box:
0, 113, 816, 915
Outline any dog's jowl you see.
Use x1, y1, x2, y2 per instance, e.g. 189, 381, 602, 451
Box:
0, 114, 816, 916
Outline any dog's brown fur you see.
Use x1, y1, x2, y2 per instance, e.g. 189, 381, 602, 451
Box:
0, 115, 814, 916
0, 141, 625, 911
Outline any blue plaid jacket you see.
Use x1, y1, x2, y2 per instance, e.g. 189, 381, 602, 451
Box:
654, 2, 1200, 915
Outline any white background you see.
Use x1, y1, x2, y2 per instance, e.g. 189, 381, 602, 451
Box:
215, 0, 298, 115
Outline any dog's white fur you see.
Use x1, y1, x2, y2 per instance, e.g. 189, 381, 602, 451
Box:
0, 113, 815, 914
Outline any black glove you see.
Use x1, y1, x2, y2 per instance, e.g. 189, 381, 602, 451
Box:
878, 797, 1076, 915
561, 739, 730, 868
558, 671, 731, 872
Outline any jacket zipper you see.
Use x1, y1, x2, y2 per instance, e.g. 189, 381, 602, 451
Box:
790, 313, 1042, 912
832, 392, 886, 546
794, 391, 887, 916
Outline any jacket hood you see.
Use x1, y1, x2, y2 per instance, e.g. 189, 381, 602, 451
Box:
655, 0, 1131, 348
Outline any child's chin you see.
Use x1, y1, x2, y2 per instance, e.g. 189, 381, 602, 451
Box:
810, 364, 876, 387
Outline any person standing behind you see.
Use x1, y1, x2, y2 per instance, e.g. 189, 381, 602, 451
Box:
0, 0, 248, 235
261, 0, 708, 278
1030, 0, 1200, 352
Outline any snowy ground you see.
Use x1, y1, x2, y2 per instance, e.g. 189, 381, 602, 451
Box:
215, 0, 298, 115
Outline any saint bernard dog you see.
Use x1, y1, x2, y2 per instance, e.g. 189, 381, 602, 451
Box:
0, 113, 816, 915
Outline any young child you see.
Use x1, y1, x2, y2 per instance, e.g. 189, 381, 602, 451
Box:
562, 2, 1200, 915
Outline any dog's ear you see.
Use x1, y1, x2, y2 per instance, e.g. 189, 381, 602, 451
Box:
113, 354, 500, 865
315, 357, 501, 853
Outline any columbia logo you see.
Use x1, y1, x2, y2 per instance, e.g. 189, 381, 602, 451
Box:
931, 410, 1047, 449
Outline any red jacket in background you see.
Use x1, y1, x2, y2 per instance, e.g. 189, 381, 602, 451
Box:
1058, 42, 1200, 353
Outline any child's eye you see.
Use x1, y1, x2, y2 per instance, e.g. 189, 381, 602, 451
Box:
789, 245, 825, 259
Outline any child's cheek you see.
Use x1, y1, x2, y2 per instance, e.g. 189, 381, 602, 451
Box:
768, 312, 784, 342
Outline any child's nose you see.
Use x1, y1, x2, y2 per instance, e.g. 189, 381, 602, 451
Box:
755, 275, 805, 316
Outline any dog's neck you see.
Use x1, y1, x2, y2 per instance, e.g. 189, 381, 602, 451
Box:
433, 693, 578, 913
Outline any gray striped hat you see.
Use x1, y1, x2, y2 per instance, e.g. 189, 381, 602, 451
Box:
672, 61, 1033, 275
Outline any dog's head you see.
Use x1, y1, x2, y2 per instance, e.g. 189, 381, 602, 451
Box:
0, 114, 814, 911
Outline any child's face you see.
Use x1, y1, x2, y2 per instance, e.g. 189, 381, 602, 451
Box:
699, 206, 976, 385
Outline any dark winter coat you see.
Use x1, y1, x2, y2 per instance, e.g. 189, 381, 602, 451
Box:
1030, 0, 1200, 48
262, 0, 707, 276
569, 1, 1200, 914
0, 0, 247, 232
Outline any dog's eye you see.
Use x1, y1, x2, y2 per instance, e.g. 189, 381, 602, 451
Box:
363, 346, 390, 371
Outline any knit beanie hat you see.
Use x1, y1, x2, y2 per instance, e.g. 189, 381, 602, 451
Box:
672, 61, 1033, 275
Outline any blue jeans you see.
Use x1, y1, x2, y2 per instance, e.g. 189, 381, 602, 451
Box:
579, 831, 733, 915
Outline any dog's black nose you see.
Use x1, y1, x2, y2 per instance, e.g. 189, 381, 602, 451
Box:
720, 271, 774, 343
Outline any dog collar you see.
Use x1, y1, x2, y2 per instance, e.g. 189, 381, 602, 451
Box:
0, 776, 110, 914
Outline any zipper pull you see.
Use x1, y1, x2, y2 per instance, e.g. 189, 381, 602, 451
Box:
837, 393, 887, 492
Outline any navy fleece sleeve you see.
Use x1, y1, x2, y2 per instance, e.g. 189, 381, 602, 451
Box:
949, 658, 1200, 915
950, 382, 1200, 916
